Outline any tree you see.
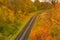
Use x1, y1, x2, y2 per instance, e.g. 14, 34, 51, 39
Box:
51, 0, 56, 6
34, 0, 40, 10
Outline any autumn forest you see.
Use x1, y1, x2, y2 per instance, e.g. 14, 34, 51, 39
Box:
0, 0, 60, 40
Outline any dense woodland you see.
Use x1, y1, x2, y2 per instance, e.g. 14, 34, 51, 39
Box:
0, 0, 54, 24
0, 0, 60, 40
